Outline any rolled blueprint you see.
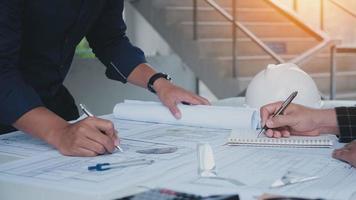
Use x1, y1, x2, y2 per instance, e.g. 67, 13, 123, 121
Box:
113, 100, 260, 130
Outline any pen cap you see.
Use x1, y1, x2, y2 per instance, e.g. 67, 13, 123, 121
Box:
245, 63, 321, 109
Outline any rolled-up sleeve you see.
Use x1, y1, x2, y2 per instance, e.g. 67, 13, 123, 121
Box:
86, 0, 146, 83
335, 107, 356, 143
0, 0, 43, 125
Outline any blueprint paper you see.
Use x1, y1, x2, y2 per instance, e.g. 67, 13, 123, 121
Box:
0, 120, 230, 199
1, 116, 356, 200
113, 100, 260, 130
143, 145, 356, 200
0, 131, 56, 157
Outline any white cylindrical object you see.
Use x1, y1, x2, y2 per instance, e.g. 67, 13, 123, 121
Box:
113, 100, 260, 130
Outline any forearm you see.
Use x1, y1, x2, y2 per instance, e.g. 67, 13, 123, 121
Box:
314, 109, 339, 135
13, 107, 69, 147
127, 63, 171, 93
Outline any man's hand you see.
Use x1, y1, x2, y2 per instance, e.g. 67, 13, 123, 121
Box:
260, 102, 338, 138
154, 78, 210, 119
14, 107, 118, 157
50, 117, 118, 157
333, 140, 356, 167
127, 63, 210, 119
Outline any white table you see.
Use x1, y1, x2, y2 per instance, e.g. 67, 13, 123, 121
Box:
0, 98, 355, 200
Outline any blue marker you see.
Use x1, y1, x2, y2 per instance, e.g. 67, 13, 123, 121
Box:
88, 159, 154, 171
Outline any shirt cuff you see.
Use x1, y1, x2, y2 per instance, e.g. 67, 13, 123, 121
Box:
335, 107, 356, 143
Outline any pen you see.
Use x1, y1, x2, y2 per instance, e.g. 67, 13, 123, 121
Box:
270, 175, 319, 188
258, 91, 298, 137
79, 103, 124, 152
88, 159, 154, 171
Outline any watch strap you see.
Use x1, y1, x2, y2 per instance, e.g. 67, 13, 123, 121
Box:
147, 73, 171, 94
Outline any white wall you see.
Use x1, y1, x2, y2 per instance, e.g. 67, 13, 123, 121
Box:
124, 2, 172, 57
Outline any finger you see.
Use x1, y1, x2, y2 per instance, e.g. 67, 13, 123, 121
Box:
266, 115, 296, 129
179, 93, 204, 106
265, 129, 274, 137
83, 128, 116, 153
281, 129, 291, 137
85, 117, 116, 139
78, 137, 108, 155
167, 101, 181, 119
194, 95, 210, 105
273, 130, 282, 138
73, 147, 97, 157
260, 102, 284, 127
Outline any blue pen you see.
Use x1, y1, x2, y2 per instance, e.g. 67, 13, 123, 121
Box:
88, 159, 154, 171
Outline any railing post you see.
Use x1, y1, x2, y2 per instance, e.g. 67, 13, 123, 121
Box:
232, 0, 237, 78
193, 0, 198, 40
293, 0, 298, 12
195, 77, 200, 95
330, 45, 336, 100
320, 0, 324, 31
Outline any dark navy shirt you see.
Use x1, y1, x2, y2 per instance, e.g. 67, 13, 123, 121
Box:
0, 0, 146, 126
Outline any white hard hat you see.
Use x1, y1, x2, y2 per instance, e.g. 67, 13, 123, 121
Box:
245, 63, 321, 109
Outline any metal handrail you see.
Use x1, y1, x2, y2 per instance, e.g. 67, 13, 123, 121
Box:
330, 45, 356, 99
290, 39, 334, 64
204, 0, 284, 62
266, 0, 333, 69
291, 0, 356, 99
327, 0, 356, 19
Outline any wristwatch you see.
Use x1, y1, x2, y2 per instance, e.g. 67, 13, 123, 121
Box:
147, 72, 171, 94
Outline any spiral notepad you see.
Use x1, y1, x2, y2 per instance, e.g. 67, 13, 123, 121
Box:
227, 129, 333, 148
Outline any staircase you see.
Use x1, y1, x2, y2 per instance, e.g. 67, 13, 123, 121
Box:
130, 0, 356, 99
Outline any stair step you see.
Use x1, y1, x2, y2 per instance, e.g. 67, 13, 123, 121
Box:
165, 6, 289, 24
181, 21, 312, 39
197, 37, 318, 56
163, 0, 270, 8
300, 53, 356, 73
211, 53, 356, 77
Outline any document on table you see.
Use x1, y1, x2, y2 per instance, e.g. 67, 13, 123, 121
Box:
0, 131, 56, 157
0, 118, 160, 158
0, 118, 230, 199
0, 136, 195, 197
143, 146, 356, 200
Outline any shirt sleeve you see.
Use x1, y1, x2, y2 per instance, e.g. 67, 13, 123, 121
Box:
0, 0, 43, 125
86, 0, 147, 83
335, 107, 356, 143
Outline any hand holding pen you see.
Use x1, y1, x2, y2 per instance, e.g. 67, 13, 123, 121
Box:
258, 91, 298, 138
80, 104, 123, 152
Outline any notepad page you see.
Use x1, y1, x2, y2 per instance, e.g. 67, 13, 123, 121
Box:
227, 129, 333, 148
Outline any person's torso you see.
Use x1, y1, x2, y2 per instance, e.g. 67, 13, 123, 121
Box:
19, 0, 106, 99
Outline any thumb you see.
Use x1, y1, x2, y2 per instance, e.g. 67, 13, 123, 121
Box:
266, 115, 295, 129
